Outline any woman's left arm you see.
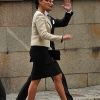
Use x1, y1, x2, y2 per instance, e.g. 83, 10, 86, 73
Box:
35, 13, 62, 41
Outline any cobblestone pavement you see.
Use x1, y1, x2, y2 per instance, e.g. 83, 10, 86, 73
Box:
7, 85, 100, 100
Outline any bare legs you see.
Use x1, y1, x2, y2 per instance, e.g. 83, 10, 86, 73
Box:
28, 74, 67, 100
28, 79, 40, 100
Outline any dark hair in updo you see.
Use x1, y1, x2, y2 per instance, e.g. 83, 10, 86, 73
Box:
34, 0, 39, 9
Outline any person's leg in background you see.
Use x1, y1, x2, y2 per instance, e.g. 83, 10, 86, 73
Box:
16, 75, 31, 100
0, 79, 6, 100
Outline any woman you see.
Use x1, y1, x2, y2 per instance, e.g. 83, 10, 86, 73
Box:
28, 0, 72, 100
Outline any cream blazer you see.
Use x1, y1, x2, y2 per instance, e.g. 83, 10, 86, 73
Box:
31, 11, 62, 47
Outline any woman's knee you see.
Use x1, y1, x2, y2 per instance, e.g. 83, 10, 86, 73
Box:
29, 80, 40, 89
54, 74, 62, 82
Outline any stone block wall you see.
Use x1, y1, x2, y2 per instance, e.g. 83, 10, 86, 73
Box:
0, 0, 100, 93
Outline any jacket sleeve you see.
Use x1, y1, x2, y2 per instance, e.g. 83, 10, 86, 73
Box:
53, 12, 73, 28
35, 13, 62, 41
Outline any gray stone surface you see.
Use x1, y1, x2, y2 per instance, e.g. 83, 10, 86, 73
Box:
7, 27, 31, 52
1, 77, 28, 93
64, 24, 92, 48
65, 74, 87, 88
0, 27, 7, 52
0, 52, 32, 77
0, 53, 9, 77
0, 1, 32, 26
94, 1, 100, 23
7, 52, 32, 77
59, 49, 95, 74
88, 73, 100, 86
73, 0, 95, 24
89, 24, 100, 47
6, 85, 100, 100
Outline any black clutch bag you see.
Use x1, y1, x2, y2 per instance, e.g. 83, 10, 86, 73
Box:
48, 50, 60, 60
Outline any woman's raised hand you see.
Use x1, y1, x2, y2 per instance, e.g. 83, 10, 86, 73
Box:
62, 0, 72, 12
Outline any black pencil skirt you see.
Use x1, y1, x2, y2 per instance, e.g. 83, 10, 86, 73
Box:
30, 46, 62, 80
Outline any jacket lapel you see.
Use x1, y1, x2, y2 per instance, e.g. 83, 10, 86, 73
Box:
45, 16, 52, 28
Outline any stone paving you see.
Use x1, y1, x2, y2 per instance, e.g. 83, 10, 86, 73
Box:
7, 85, 100, 100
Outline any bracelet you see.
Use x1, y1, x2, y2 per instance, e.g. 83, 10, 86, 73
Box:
61, 36, 63, 43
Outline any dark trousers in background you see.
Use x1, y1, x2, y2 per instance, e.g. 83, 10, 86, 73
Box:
0, 80, 6, 100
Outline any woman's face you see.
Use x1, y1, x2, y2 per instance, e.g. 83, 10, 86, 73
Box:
39, 0, 54, 11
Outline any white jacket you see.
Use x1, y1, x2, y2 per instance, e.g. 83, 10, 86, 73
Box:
31, 10, 62, 47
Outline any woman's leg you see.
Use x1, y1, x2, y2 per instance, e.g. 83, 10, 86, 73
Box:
54, 74, 67, 100
27, 79, 40, 100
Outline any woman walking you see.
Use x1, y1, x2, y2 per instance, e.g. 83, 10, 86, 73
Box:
28, 0, 72, 100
